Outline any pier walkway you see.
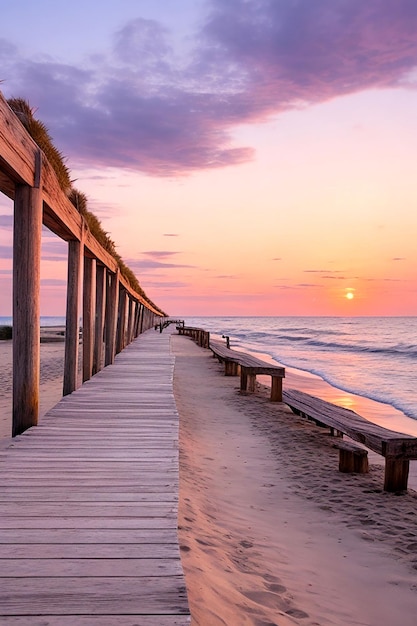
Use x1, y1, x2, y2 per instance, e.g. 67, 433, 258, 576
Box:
0, 330, 190, 625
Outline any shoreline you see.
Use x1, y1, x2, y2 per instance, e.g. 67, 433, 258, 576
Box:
218, 332, 417, 438
173, 334, 417, 625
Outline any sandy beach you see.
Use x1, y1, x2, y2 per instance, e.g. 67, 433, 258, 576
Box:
173, 334, 417, 626
0, 327, 66, 439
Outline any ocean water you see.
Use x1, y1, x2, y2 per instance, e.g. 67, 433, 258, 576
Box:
0, 316, 66, 327
184, 317, 417, 421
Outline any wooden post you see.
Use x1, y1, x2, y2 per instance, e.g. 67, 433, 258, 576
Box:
82, 256, 96, 382
225, 361, 239, 376
116, 288, 127, 354
105, 270, 119, 366
247, 374, 256, 392
63, 239, 83, 396
240, 369, 248, 392
93, 264, 106, 375
384, 458, 410, 492
270, 376, 283, 402
127, 298, 135, 344
137, 303, 143, 335
133, 301, 141, 338
12, 151, 43, 437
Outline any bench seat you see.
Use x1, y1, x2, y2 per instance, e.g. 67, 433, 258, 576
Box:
283, 388, 417, 492
210, 340, 285, 402
177, 325, 210, 348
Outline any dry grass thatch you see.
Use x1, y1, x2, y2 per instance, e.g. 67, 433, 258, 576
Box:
7, 98, 166, 315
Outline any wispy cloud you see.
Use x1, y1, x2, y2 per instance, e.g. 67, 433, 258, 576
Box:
41, 278, 67, 286
0, 215, 13, 230
126, 257, 195, 271
0, 245, 12, 258
142, 250, 181, 258
2, 1, 417, 176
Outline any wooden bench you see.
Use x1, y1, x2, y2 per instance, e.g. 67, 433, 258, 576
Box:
176, 325, 210, 348
210, 340, 285, 402
282, 388, 417, 492
155, 318, 184, 332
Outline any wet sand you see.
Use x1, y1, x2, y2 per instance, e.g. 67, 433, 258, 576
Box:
173, 334, 417, 626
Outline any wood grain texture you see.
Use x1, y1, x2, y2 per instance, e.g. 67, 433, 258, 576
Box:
0, 331, 190, 624
283, 387, 417, 491
12, 167, 43, 436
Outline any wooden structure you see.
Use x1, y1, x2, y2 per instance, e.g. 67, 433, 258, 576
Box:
0, 91, 163, 437
0, 330, 190, 624
283, 388, 417, 492
209, 339, 285, 402
335, 440, 369, 474
177, 325, 210, 348
156, 319, 184, 333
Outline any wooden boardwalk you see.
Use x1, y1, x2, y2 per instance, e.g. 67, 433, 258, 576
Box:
0, 330, 190, 625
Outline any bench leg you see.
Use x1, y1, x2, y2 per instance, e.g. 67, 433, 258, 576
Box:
339, 448, 369, 473
270, 376, 282, 402
225, 361, 238, 376
384, 458, 409, 492
240, 370, 248, 392
247, 374, 256, 392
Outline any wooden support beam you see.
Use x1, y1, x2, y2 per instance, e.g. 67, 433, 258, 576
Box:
337, 441, 369, 474
138, 303, 145, 335
82, 256, 96, 383
63, 239, 83, 396
93, 265, 106, 375
116, 288, 127, 354
133, 301, 141, 338
270, 376, 283, 402
247, 373, 256, 393
127, 298, 135, 344
12, 151, 42, 436
104, 270, 119, 366
384, 458, 410, 492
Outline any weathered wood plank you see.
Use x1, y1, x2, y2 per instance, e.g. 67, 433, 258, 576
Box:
283, 388, 417, 458
3, 617, 187, 626
283, 387, 417, 491
0, 576, 189, 615
0, 330, 189, 622
0, 558, 184, 577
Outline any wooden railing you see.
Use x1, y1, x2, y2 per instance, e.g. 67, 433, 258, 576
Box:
0, 91, 164, 436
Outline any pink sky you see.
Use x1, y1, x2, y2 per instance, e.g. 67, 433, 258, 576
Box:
1, 0, 417, 317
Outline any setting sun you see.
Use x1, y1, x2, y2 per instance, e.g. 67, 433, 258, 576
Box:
346, 292, 354, 300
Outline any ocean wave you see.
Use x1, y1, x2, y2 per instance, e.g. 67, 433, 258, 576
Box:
302, 338, 417, 359
268, 353, 417, 421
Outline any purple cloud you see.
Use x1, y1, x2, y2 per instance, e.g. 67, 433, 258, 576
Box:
41, 240, 67, 262
2, 1, 417, 175
126, 258, 195, 271
142, 251, 181, 258
0, 215, 13, 230
0, 245, 12, 258
41, 278, 67, 287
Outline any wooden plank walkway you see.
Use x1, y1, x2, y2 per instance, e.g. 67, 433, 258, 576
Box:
0, 330, 190, 625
